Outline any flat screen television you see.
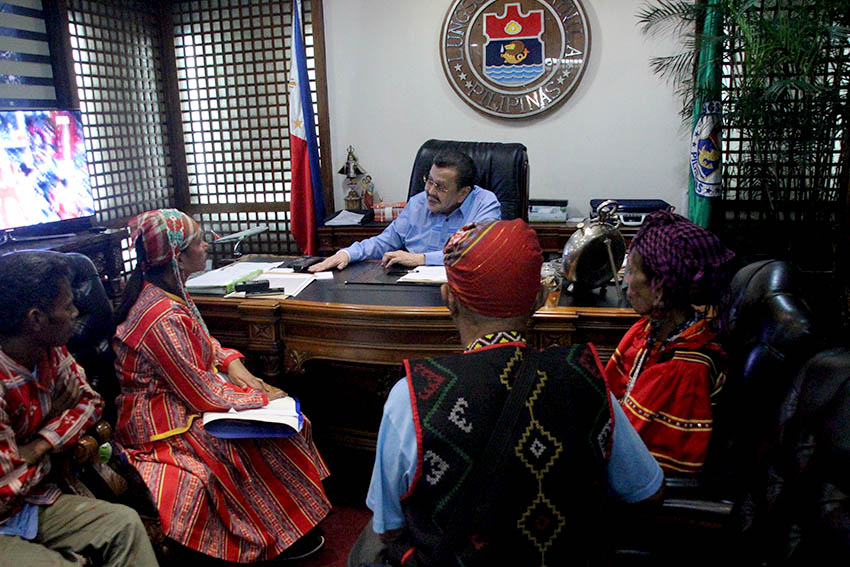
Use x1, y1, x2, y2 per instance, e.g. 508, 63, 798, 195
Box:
0, 109, 94, 240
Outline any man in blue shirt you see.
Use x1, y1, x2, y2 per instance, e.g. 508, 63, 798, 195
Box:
308, 150, 500, 272
348, 220, 664, 566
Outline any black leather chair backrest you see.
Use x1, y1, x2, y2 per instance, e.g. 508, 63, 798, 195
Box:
772, 346, 850, 562
720, 260, 820, 422
717, 260, 850, 562
65, 252, 119, 423
407, 139, 529, 221
704, 260, 820, 478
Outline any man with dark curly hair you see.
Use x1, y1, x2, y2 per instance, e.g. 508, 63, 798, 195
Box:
0, 250, 158, 566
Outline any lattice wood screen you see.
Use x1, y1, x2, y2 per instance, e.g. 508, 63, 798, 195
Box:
720, 3, 849, 272
63, 0, 327, 274
172, 0, 323, 266
66, 0, 173, 273
0, 0, 58, 108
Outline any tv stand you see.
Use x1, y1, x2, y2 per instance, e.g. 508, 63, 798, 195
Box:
1, 229, 128, 301
0, 231, 77, 246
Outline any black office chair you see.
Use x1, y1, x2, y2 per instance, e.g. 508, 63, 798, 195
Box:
66, 252, 120, 424
60, 252, 168, 557
612, 259, 849, 566
407, 139, 529, 221
717, 260, 850, 564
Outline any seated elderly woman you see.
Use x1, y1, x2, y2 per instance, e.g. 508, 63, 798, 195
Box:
112, 209, 331, 563
604, 210, 736, 474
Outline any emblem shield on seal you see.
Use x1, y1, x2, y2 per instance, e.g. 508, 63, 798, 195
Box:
483, 4, 545, 85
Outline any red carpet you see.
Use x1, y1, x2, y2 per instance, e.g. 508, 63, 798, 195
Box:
296, 505, 371, 567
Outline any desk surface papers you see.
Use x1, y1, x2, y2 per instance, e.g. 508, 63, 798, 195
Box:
186, 262, 281, 295
188, 262, 317, 297
325, 210, 365, 226
397, 266, 447, 284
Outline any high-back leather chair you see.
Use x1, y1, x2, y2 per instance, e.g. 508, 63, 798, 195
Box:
63, 252, 168, 557
717, 260, 850, 564
708, 260, 822, 480
66, 252, 119, 423
407, 139, 529, 221
613, 259, 849, 565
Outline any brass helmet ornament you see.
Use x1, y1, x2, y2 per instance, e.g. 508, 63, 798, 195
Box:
560, 200, 626, 300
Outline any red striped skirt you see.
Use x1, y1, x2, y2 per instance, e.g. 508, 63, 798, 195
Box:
123, 419, 331, 562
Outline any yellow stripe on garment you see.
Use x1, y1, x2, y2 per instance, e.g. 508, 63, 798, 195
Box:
671, 351, 716, 372
447, 221, 499, 267
149, 414, 201, 441
652, 452, 704, 473
626, 397, 713, 431
163, 290, 186, 305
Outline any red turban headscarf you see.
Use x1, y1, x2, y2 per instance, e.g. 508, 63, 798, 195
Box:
444, 219, 543, 318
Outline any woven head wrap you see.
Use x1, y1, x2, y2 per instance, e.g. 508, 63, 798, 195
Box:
128, 208, 208, 335
444, 219, 543, 318
129, 209, 200, 270
629, 210, 735, 307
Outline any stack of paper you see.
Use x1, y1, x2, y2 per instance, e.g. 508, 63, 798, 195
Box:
203, 396, 303, 438
186, 261, 282, 295
258, 272, 315, 296
325, 210, 365, 226
187, 261, 322, 297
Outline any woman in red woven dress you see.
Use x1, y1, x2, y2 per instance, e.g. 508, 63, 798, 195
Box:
112, 209, 330, 562
604, 210, 736, 474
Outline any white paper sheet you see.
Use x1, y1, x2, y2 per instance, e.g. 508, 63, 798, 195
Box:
397, 266, 447, 283
325, 210, 365, 226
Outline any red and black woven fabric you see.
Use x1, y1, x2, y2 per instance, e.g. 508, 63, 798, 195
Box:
400, 342, 613, 566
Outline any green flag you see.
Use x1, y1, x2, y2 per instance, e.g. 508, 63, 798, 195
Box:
688, 0, 723, 228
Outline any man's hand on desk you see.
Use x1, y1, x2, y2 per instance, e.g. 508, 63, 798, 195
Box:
381, 250, 426, 269
308, 250, 350, 272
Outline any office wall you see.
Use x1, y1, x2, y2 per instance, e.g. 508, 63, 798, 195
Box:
322, 0, 690, 219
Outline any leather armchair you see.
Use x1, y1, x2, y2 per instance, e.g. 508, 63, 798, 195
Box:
407, 139, 529, 220
719, 260, 850, 564
613, 259, 849, 565
61, 252, 167, 556
66, 252, 119, 423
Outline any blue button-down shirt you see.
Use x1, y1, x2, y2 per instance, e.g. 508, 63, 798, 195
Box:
342, 186, 501, 265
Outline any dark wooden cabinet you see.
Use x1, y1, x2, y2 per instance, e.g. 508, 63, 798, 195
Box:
2, 229, 128, 301
319, 222, 638, 257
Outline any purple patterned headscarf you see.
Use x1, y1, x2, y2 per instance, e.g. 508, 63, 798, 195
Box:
629, 210, 735, 307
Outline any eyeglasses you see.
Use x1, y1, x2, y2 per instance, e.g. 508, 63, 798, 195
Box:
422, 174, 452, 194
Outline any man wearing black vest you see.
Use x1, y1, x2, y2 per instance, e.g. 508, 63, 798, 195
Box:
349, 219, 664, 566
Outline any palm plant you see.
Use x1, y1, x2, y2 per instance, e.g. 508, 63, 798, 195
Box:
638, 0, 850, 334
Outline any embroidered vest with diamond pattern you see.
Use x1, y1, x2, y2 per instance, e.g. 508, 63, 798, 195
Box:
402, 343, 613, 566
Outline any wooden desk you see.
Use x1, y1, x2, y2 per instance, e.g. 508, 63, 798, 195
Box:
193, 261, 638, 375
194, 260, 637, 458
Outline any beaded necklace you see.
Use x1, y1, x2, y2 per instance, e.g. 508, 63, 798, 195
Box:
621, 310, 701, 402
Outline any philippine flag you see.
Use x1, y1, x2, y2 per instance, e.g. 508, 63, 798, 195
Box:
288, 0, 325, 255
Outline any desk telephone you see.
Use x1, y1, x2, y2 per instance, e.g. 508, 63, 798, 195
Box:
276, 256, 323, 272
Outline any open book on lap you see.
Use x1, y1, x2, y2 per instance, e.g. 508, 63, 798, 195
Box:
202, 396, 303, 438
